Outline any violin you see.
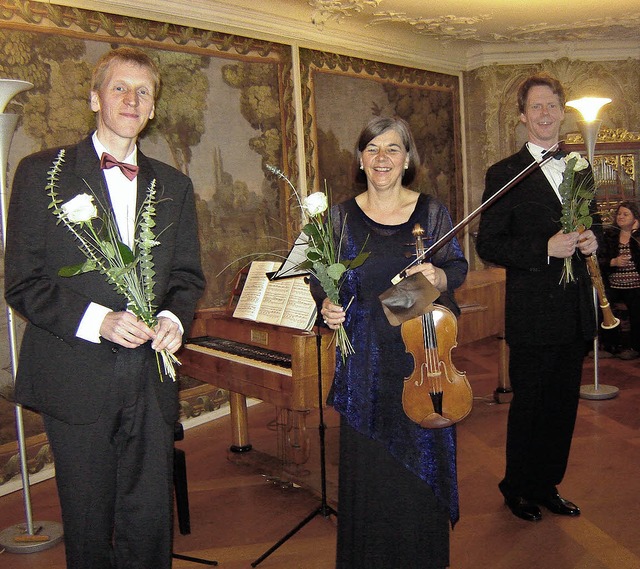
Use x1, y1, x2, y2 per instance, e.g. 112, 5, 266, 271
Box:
401, 223, 473, 429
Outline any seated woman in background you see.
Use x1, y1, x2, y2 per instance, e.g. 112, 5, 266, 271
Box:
598, 200, 640, 360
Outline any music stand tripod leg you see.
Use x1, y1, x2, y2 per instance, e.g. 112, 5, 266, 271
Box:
250, 331, 337, 567
172, 552, 218, 566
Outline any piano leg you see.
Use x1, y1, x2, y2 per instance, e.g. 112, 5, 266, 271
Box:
229, 391, 252, 453
272, 408, 311, 481
284, 409, 310, 472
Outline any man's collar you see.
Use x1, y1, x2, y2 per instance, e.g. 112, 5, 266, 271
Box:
92, 132, 137, 165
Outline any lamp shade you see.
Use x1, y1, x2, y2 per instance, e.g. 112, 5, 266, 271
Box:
0, 79, 33, 114
566, 97, 611, 122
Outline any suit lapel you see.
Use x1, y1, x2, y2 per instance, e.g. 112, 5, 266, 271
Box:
516, 144, 562, 215
72, 136, 112, 214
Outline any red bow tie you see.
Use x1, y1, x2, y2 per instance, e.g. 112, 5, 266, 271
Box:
100, 152, 139, 181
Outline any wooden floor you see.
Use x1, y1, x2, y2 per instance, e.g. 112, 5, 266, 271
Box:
1, 336, 639, 568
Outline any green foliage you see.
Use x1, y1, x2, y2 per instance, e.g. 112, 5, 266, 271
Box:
46, 152, 178, 380
558, 155, 596, 284
559, 157, 596, 234
267, 166, 370, 360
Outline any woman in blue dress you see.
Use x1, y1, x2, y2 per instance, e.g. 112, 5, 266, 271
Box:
316, 117, 468, 568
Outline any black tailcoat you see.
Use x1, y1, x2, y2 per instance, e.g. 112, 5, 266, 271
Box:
476, 144, 596, 345
5, 136, 206, 425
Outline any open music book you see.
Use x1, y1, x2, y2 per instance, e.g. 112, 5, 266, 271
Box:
232, 260, 318, 331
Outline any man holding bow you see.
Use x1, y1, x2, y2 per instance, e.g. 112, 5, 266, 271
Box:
5, 47, 205, 568
476, 73, 598, 524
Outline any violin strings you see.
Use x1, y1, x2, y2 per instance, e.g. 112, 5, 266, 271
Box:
422, 313, 443, 396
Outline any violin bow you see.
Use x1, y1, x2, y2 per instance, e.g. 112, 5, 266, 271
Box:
390, 141, 564, 285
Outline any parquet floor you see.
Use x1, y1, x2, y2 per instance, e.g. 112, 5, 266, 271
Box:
1, 336, 639, 568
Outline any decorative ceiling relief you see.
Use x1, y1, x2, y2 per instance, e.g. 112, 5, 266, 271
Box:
309, 0, 382, 29
304, 0, 640, 57
368, 12, 491, 41
499, 14, 640, 43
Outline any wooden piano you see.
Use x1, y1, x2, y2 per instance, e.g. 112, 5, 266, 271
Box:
178, 308, 335, 458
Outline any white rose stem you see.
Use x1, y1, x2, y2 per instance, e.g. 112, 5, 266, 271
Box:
0, 80, 64, 552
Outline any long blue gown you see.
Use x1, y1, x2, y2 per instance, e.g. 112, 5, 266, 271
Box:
322, 193, 468, 569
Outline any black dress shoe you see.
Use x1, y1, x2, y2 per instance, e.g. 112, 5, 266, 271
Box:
535, 493, 580, 516
504, 496, 542, 522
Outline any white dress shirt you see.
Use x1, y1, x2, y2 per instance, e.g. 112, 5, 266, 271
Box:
526, 141, 565, 202
76, 134, 181, 343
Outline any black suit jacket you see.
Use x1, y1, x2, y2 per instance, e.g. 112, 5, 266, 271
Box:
476, 144, 596, 346
5, 136, 205, 424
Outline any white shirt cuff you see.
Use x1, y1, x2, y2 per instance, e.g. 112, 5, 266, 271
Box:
76, 302, 112, 343
76, 305, 184, 344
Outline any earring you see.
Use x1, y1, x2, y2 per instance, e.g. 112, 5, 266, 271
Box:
360, 164, 363, 170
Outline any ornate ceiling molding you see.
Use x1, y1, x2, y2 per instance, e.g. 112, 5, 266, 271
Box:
368, 12, 491, 41
30, 1, 640, 72
306, 3, 640, 46
309, 0, 382, 29
499, 14, 640, 44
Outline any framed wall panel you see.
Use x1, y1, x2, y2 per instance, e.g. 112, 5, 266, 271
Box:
299, 48, 463, 222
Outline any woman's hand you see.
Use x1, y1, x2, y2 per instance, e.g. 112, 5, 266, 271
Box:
320, 297, 345, 330
405, 262, 448, 292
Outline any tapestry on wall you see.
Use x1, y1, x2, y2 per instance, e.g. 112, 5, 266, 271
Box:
0, 1, 296, 493
300, 48, 463, 224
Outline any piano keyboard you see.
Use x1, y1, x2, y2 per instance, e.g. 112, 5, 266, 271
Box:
185, 336, 292, 376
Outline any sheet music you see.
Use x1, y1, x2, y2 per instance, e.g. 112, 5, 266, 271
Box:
233, 259, 317, 330
232, 261, 278, 320
280, 278, 317, 330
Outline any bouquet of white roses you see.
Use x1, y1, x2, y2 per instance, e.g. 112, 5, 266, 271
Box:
47, 149, 179, 381
558, 151, 596, 284
267, 166, 369, 362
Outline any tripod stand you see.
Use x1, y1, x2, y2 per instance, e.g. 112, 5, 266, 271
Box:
172, 552, 218, 566
251, 331, 337, 567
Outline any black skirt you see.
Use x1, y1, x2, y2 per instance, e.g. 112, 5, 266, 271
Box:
335, 418, 450, 569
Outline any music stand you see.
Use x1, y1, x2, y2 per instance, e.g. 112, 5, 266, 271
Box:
251, 240, 338, 567
265, 231, 311, 281
251, 330, 337, 567
172, 552, 218, 566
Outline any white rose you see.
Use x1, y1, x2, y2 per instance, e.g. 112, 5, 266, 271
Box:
302, 192, 328, 217
565, 151, 589, 172
61, 193, 98, 223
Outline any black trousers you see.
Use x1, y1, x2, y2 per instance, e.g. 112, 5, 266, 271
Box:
43, 363, 175, 569
501, 340, 587, 500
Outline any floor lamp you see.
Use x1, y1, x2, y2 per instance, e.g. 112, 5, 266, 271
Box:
565, 96, 619, 401
0, 79, 64, 553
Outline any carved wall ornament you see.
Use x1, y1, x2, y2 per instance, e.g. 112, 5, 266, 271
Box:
565, 127, 640, 145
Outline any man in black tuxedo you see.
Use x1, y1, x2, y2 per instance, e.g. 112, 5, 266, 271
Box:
476, 74, 597, 522
5, 47, 205, 567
